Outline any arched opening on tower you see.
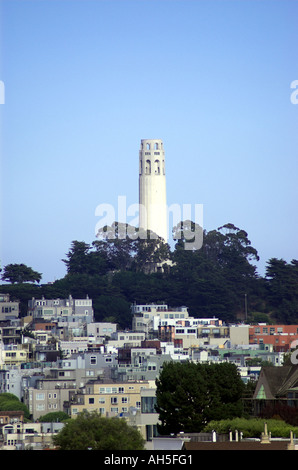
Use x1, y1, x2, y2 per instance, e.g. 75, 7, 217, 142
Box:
146, 143, 151, 150
145, 159, 151, 174
154, 159, 160, 174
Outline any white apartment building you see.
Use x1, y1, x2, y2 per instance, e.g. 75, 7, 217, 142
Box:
131, 303, 189, 336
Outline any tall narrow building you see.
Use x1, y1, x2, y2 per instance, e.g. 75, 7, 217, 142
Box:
139, 138, 168, 241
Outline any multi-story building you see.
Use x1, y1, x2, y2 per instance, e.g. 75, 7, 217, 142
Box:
28, 295, 94, 324
249, 324, 298, 351
132, 303, 189, 337
0, 320, 22, 346
24, 376, 77, 421
107, 331, 146, 350
0, 368, 24, 399
0, 421, 64, 450
87, 322, 117, 342
121, 386, 160, 444
68, 379, 152, 418
0, 343, 28, 367
0, 293, 19, 321
158, 322, 250, 349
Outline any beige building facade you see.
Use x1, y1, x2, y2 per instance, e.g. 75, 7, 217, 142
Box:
69, 380, 152, 418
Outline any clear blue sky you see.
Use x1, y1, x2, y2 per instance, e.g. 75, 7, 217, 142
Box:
0, 0, 297, 283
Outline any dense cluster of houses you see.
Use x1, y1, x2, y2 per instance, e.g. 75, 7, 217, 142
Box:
1, 292, 298, 450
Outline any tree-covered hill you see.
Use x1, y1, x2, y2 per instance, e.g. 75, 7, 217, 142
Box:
1, 222, 298, 328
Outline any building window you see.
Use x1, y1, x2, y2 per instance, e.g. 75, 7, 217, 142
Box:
141, 396, 157, 413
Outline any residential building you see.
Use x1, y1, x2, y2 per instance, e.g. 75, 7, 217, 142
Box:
59, 339, 90, 357
24, 376, 77, 421
68, 379, 151, 418
249, 324, 298, 351
229, 324, 250, 346
0, 410, 24, 427
253, 364, 298, 416
107, 331, 146, 349
0, 368, 24, 399
87, 322, 117, 341
0, 294, 19, 321
0, 421, 64, 450
28, 295, 94, 324
116, 349, 172, 382
120, 386, 160, 444
0, 343, 28, 367
131, 303, 189, 336
157, 322, 231, 349
0, 320, 22, 346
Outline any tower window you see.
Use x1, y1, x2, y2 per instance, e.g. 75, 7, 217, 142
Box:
154, 143, 159, 150
146, 160, 151, 174
146, 143, 150, 150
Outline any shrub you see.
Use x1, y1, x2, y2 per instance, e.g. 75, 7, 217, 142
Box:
203, 417, 298, 438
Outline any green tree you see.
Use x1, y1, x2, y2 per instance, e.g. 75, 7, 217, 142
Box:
203, 362, 244, 422
1, 264, 42, 284
52, 411, 145, 450
155, 361, 209, 434
38, 411, 70, 422
156, 362, 208, 434
170, 223, 261, 321
265, 258, 298, 323
155, 362, 244, 434
0, 393, 30, 419
95, 222, 172, 272
62, 241, 108, 276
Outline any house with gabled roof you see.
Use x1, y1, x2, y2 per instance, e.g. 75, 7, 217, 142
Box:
253, 365, 298, 416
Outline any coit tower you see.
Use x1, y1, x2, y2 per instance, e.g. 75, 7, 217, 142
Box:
139, 138, 168, 242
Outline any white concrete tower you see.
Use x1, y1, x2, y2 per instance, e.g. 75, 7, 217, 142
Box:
139, 138, 168, 241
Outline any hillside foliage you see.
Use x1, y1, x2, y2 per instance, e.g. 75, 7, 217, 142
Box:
1, 222, 298, 327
